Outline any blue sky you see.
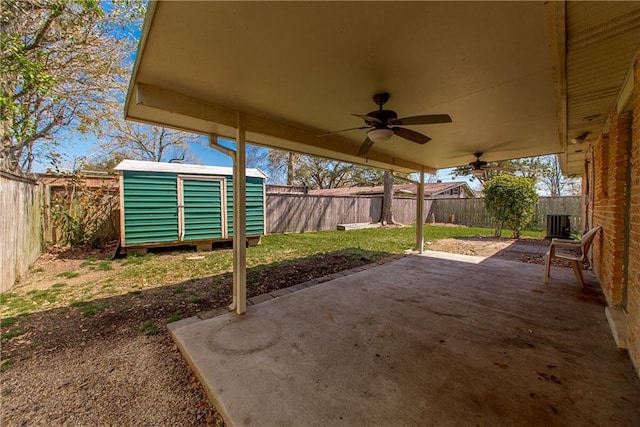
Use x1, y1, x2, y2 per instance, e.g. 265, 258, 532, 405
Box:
42, 129, 476, 188
32, 0, 477, 191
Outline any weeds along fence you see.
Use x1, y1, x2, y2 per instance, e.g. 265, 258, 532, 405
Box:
41, 175, 120, 246
266, 194, 582, 234
1, 169, 43, 292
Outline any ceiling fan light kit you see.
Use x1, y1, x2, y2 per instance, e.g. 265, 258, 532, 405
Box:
472, 168, 485, 179
469, 152, 488, 178
368, 128, 394, 142
320, 92, 452, 156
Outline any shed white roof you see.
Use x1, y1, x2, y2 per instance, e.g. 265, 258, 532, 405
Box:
114, 159, 267, 179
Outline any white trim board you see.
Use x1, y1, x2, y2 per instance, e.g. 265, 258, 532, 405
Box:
114, 159, 267, 179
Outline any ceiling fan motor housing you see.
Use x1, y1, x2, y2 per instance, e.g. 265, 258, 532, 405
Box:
365, 109, 398, 127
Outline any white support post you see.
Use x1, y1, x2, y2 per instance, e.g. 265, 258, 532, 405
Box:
232, 114, 247, 315
416, 168, 425, 254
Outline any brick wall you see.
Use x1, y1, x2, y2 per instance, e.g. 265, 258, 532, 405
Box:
586, 60, 639, 373
591, 114, 630, 306
627, 63, 640, 372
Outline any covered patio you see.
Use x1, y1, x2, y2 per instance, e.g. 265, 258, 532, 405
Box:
169, 252, 640, 425
125, 1, 640, 424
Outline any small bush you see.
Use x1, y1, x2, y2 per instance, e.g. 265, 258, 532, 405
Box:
484, 175, 539, 238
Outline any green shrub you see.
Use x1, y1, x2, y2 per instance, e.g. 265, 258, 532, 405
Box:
484, 174, 538, 238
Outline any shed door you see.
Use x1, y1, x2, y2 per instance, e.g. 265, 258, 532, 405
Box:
178, 176, 226, 241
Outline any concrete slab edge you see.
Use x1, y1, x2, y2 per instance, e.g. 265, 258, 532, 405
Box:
166, 316, 202, 333
167, 323, 234, 427
605, 306, 628, 349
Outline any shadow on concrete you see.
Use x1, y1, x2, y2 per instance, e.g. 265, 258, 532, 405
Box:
1, 248, 391, 366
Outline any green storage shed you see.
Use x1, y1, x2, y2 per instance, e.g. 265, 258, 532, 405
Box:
114, 160, 266, 252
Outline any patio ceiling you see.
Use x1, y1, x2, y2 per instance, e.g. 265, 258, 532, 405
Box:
126, 1, 563, 174
126, 2, 640, 176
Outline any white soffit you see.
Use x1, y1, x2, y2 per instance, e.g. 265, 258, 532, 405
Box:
126, 1, 561, 172
562, 2, 640, 177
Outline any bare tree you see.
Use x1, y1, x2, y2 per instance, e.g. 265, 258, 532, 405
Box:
451, 156, 545, 185
1, 0, 143, 173
98, 121, 199, 164
538, 155, 583, 196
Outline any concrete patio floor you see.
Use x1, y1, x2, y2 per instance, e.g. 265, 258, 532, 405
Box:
169, 252, 640, 426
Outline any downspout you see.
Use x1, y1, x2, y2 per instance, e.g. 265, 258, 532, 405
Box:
209, 133, 247, 315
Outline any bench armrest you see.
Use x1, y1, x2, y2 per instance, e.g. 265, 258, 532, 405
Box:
550, 239, 581, 248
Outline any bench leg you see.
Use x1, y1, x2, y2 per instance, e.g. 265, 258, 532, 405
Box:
570, 260, 585, 288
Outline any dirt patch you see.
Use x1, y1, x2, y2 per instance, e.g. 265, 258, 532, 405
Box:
1, 250, 377, 426
425, 236, 576, 268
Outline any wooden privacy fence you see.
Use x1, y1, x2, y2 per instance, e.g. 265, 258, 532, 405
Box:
266, 194, 582, 234
266, 193, 434, 233
41, 175, 120, 246
1, 169, 43, 292
430, 196, 582, 233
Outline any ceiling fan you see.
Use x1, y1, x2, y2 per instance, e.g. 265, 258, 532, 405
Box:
468, 152, 516, 179
319, 93, 452, 156
468, 152, 488, 178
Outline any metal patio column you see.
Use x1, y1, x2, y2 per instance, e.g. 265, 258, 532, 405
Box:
233, 113, 247, 314
416, 168, 425, 253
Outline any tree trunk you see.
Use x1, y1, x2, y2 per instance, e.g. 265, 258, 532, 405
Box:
381, 170, 397, 225
286, 152, 296, 185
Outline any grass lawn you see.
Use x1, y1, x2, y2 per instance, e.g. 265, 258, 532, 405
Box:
0, 225, 543, 319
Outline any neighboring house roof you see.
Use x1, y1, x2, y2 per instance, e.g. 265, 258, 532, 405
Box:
114, 159, 267, 179
308, 181, 476, 197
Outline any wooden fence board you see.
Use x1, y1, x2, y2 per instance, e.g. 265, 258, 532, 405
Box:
265, 194, 581, 234
1, 170, 43, 291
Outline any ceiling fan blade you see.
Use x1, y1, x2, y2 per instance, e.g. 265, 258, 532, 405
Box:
392, 127, 432, 145
390, 114, 452, 126
352, 113, 382, 124
318, 126, 370, 137
357, 137, 375, 156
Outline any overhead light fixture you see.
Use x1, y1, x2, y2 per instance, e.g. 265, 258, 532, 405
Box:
472, 168, 485, 179
570, 132, 589, 145
368, 128, 394, 142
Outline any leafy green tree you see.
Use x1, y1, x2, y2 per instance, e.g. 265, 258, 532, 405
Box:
483, 174, 538, 238
1, 0, 144, 173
